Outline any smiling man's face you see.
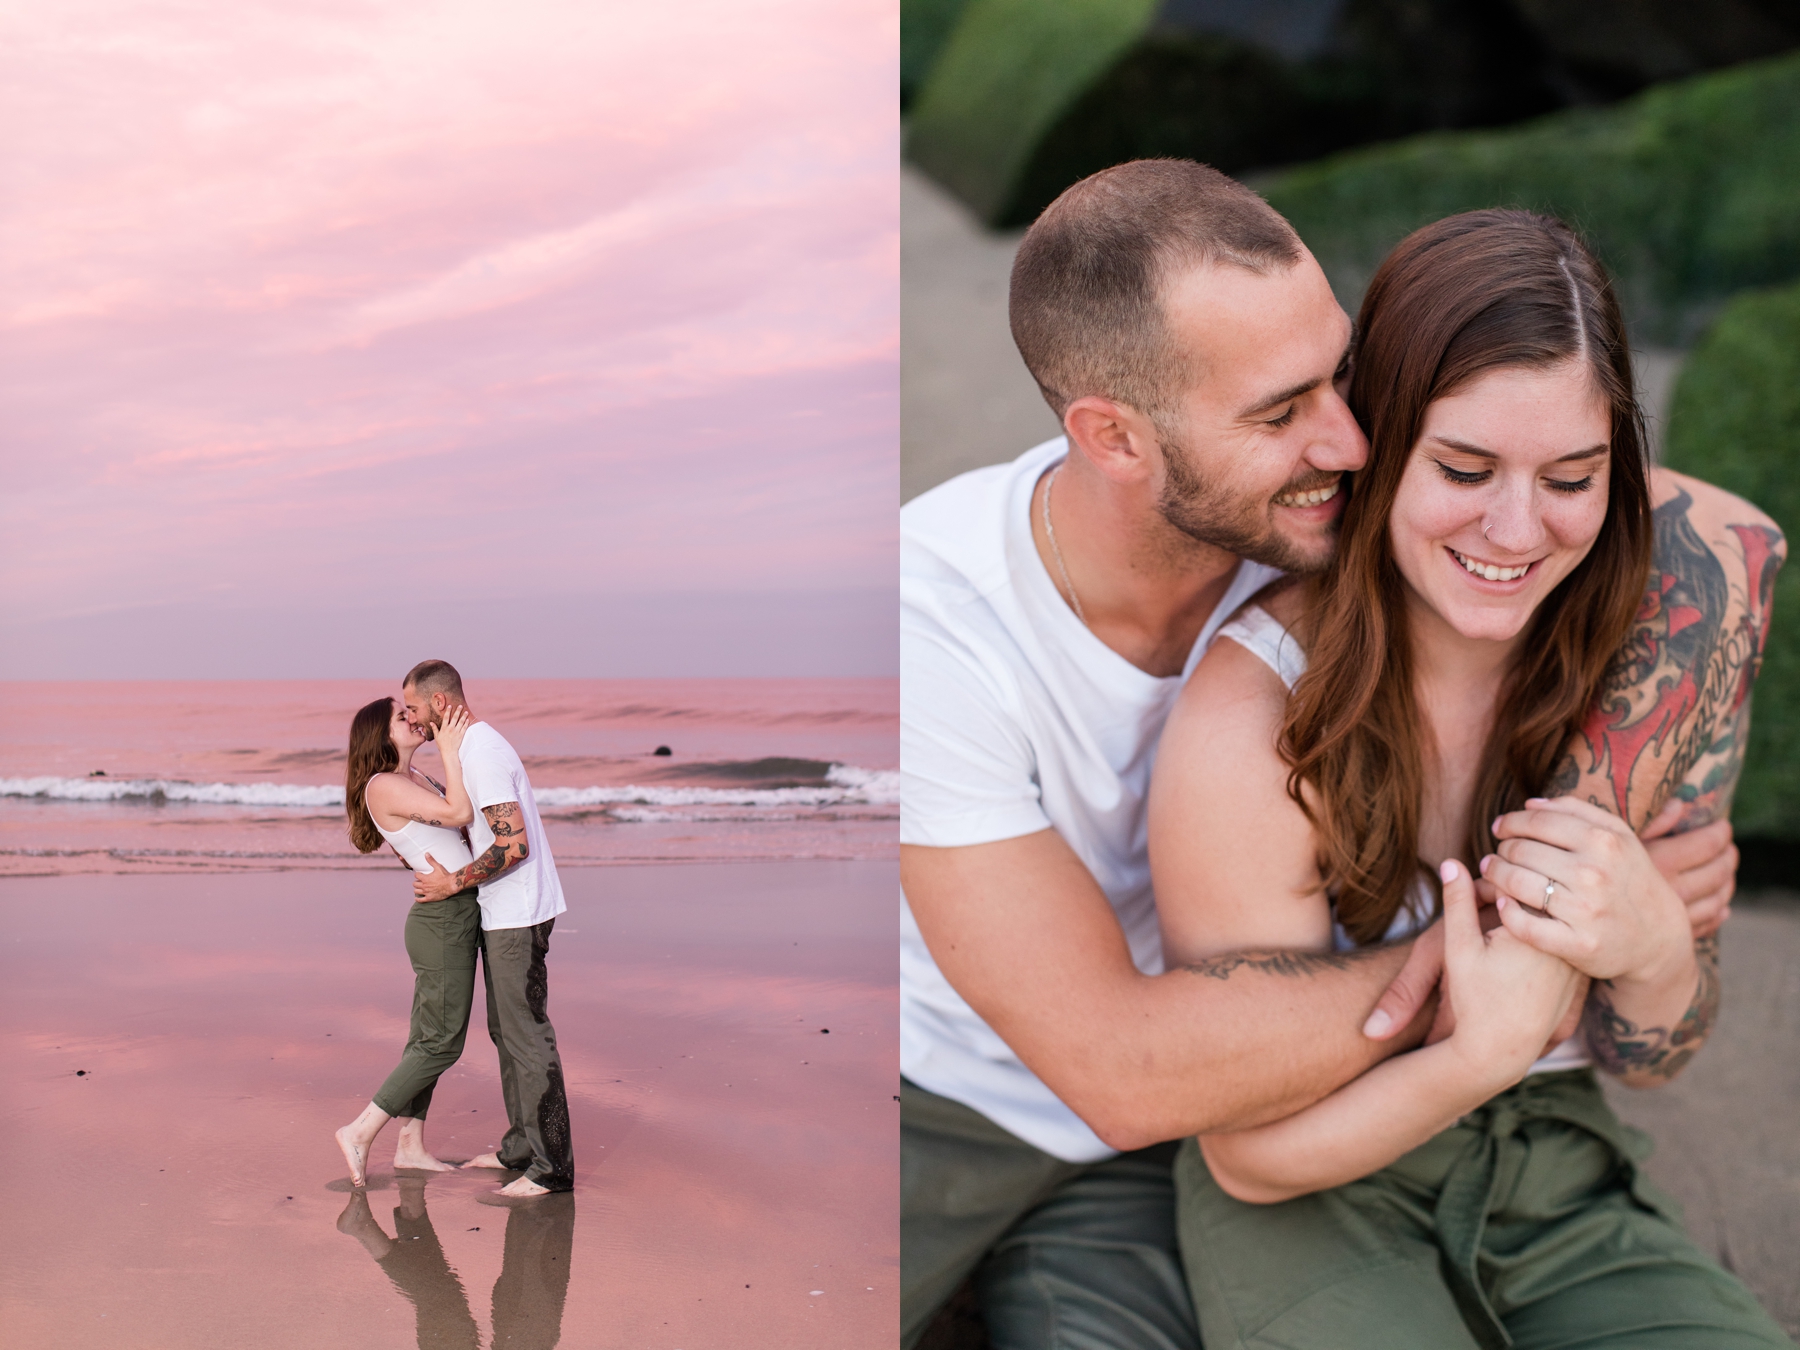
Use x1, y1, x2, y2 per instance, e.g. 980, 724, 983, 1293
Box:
1150, 252, 1368, 574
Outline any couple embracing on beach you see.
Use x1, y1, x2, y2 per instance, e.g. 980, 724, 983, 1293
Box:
336, 659, 573, 1198
900, 161, 1795, 1346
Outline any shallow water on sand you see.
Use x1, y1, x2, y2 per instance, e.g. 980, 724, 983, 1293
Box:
0, 862, 897, 1348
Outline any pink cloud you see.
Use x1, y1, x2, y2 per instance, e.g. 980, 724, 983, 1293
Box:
1, 0, 898, 673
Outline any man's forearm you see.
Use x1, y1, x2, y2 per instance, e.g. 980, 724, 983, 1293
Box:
453, 840, 525, 890
1584, 935, 1719, 1085
1025, 941, 1431, 1150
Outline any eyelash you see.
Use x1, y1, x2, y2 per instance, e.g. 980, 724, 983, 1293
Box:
1266, 404, 1297, 428
1433, 462, 1595, 494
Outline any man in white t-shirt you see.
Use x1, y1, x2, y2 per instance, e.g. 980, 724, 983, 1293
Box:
405, 659, 572, 1196
900, 160, 1741, 1347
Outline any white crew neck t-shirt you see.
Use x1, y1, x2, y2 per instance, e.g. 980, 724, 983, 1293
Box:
901, 438, 1282, 1162
458, 721, 566, 932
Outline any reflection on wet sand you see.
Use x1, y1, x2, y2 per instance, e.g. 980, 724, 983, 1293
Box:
3, 863, 896, 1348
337, 1178, 573, 1350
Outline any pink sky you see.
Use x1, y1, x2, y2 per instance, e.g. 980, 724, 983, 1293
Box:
2, 0, 898, 677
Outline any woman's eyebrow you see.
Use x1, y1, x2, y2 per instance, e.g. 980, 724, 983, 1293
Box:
1428, 435, 1609, 464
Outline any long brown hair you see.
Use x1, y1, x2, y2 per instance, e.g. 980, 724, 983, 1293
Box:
1282, 210, 1652, 945
346, 696, 399, 854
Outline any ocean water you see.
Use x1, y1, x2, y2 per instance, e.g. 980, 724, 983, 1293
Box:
0, 680, 897, 875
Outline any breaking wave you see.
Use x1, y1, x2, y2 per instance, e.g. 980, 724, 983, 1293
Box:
0, 764, 899, 811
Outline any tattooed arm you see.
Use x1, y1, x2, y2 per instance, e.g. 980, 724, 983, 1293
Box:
412, 801, 530, 901
1537, 470, 1784, 1085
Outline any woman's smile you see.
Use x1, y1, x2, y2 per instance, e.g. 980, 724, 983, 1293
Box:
1446, 547, 1534, 584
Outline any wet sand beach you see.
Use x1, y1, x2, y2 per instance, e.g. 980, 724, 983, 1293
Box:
0, 860, 896, 1348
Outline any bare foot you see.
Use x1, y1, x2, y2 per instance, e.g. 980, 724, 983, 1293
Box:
461, 1152, 509, 1170
394, 1146, 457, 1172
497, 1176, 551, 1197
391, 1117, 456, 1172
335, 1124, 373, 1187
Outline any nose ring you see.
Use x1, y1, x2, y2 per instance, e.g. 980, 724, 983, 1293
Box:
1482, 522, 1493, 540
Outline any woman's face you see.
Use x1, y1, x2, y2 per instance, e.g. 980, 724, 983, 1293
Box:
1388, 359, 1613, 646
388, 700, 424, 753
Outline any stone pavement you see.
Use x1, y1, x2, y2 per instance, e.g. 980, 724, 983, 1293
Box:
902, 161, 1799, 1341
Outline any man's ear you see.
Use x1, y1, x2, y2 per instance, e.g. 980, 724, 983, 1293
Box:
432, 692, 447, 714
1064, 396, 1162, 486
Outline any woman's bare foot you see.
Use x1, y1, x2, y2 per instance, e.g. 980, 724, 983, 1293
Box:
392, 1117, 456, 1172
497, 1175, 551, 1197
334, 1101, 393, 1186
461, 1152, 508, 1170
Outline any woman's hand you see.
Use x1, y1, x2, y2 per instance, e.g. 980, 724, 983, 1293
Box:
1482, 796, 1693, 985
434, 705, 470, 760
1440, 859, 1585, 1087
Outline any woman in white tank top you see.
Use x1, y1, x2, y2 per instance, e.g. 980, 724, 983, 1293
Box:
1146, 212, 1787, 1344
331, 696, 480, 1187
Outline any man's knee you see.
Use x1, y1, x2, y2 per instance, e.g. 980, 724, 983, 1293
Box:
978, 1145, 1198, 1350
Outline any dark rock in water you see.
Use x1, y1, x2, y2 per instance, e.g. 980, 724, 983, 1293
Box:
76, 1070, 87, 1076
653, 745, 673, 756
821, 1028, 830, 1034
653, 755, 833, 785
88, 769, 106, 777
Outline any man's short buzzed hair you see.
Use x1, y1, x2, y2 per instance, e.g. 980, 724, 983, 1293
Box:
403, 659, 465, 701
1009, 159, 1303, 427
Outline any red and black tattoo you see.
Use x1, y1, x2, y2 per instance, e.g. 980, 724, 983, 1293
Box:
1557, 487, 1782, 1080
452, 802, 529, 889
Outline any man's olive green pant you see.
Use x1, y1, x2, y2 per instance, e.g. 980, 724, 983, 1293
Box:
372, 888, 481, 1120
901, 1079, 1200, 1350
1177, 1069, 1794, 1349
480, 918, 574, 1192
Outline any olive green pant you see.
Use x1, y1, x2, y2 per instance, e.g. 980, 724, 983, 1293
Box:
480, 918, 574, 1192
1176, 1069, 1794, 1349
901, 1079, 1199, 1350
372, 888, 482, 1120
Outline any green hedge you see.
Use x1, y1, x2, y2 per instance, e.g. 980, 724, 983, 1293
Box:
1263, 53, 1800, 344
902, 0, 975, 109
1662, 282, 1800, 839
905, 0, 1158, 223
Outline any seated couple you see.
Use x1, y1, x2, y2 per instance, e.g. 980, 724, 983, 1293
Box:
900, 160, 1792, 1347
334, 659, 574, 1198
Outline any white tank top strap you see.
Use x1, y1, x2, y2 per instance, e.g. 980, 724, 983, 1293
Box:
1215, 604, 1309, 691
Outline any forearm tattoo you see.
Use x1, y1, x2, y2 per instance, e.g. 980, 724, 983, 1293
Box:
1184, 948, 1362, 981
457, 843, 513, 889
454, 802, 527, 888
1583, 936, 1722, 1080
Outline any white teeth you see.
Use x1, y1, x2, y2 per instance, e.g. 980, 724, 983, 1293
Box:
1450, 549, 1530, 582
1275, 479, 1340, 508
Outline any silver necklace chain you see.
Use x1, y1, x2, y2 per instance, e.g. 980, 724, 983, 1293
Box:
1043, 464, 1088, 627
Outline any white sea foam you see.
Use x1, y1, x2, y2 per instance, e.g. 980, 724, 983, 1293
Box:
0, 765, 900, 811
0, 777, 345, 807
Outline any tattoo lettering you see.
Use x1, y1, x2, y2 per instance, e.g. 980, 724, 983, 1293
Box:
1185, 948, 1361, 981
1582, 937, 1721, 1080
408, 813, 444, 827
